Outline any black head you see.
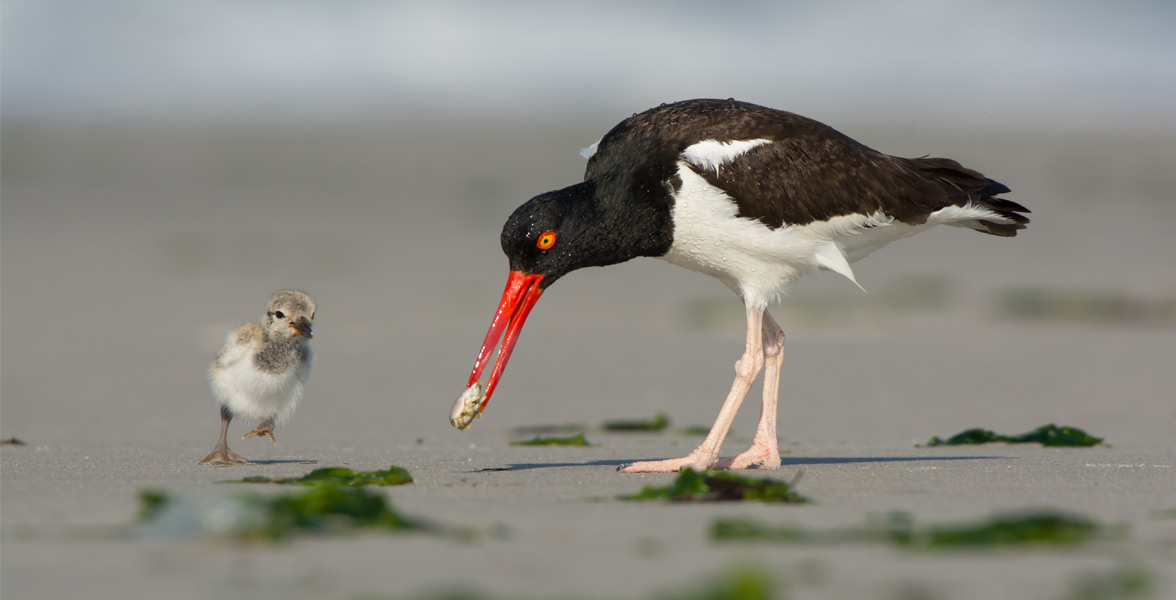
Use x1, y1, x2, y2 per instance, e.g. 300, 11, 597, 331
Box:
500, 180, 671, 289
456, 177, 672, 423
500, 182, 591, 288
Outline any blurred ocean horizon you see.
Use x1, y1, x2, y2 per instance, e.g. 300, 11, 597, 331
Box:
3, 0, 1175, 132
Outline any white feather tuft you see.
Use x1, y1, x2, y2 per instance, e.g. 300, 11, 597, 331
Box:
814, 241, 865, 292
580, 138, 601, 159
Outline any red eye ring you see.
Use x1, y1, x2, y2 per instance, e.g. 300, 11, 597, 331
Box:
536, 231, 557, 250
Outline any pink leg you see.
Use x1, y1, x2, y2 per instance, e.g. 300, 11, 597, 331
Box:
620, 305, 765, 473
716, 310, 783, 470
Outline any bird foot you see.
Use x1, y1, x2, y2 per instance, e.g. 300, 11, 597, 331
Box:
619, 452, 717, 473
243, 424, 276, 444
198, 445, 250, 465
713, 443, 781, 470
619, 443, 781, 473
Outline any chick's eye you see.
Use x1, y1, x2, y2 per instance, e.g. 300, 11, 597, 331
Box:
274, 311, 285, 319
536, 231, 557, 250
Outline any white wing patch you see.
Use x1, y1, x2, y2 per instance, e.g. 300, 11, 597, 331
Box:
681, 138, 772, 173
580, 138, 601, 159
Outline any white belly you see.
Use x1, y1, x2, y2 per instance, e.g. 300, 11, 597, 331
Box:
661, 161, 1009, 308
210, 350, 309, 424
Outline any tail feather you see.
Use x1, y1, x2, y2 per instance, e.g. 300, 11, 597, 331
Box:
906, 156, 1030, 237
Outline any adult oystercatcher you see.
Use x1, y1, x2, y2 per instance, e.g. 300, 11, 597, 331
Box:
452, 98, 1028, 473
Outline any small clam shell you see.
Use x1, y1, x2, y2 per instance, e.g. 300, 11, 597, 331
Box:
450, 383, 484, 430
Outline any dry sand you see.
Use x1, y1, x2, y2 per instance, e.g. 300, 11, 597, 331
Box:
2, 123, 1175, 599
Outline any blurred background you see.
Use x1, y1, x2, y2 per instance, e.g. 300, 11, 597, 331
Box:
3, 0, 1175, 450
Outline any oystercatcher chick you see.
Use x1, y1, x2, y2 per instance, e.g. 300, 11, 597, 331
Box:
199, 290, 315, 465
452, 98, 1028, 473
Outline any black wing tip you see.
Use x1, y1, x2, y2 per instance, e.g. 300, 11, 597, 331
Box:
979, 178, 1012, 198
977, 178, 1030, 235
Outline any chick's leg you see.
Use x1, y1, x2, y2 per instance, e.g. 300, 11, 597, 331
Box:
199, 405, 250, 465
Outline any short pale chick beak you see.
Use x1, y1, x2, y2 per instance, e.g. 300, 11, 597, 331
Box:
452, 270, 544, 429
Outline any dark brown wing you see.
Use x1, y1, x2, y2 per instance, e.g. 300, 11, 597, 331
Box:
692, 127, 1028, 235
590, 99, 1028, 235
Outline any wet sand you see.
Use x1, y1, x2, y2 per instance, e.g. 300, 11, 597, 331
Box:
3, 122, 1175, 599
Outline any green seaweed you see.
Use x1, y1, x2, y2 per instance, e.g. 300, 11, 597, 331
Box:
622, 468, 808, 504
714, 509, 1107, 550
510, 433, 591, 446
900, 511, 1100, 548
392, 565, 778, 600
253, 483, 418, 540
232, 465, 413, 486
510, 423, 586, 435
711, 518, 812, 543
137, 484, 422, 540
678, 425, 714, 436
603, 412, 670, 432
925, 424, 1105, 447
654, 566, 776, 600
135, 489, 172, 523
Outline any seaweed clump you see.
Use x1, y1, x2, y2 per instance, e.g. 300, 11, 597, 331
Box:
510, 433, 592, 446
713, 509, 1107, 550
924, 424, 1104, 447
136, 484, 422, 541
234, 465, 413, 486
254, 483, 418, 540
603, 412, 670, 432
622, 468, 808, 504
400, 565, 778, 600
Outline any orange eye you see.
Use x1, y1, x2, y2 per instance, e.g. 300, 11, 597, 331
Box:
536, 231, 557, 250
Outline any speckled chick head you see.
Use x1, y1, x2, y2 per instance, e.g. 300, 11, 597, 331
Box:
263, 290, 316, 340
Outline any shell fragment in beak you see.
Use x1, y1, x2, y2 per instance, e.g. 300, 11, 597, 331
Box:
450, 383, 485, 430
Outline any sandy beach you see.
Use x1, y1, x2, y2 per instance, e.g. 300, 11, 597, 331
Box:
3, 123, 1175, 599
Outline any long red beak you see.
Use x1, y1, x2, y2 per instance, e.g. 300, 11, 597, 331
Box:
466, 270, 545, 415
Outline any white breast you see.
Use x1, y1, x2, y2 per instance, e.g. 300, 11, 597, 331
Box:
660, 162, 823, 307
209, 339, 311, 424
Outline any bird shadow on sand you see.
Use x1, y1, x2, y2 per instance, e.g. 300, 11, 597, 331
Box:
472, 459, 630, 472
490, 455, 1009, 472
780, 455, 1010, 466
233, 459, 320, 466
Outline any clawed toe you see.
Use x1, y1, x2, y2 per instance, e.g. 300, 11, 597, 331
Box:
619, 454, 716, 473
243, 427, 276, 444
